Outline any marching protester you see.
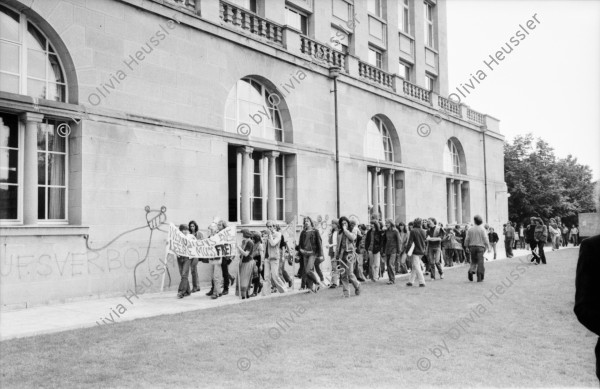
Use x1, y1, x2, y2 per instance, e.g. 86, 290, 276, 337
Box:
504, 222, 515, 258
356, 224, 369, 281
297, 216, 323, 293
397, 222, 409, 274
365, 220, 382, 282
264, 220, 288, 294
326, 219, 340, 288
217, 220, 235, 295
488, 227, 499, 260
176, 224, 192, 299
519, 223, 526, 249
188, 220, 204, 293
465, 215, 491, 282
426, 218, 445, 280
205, 222, 224, 300
237, 229, 255, 299
382, 219, 401, 285
406, 218, 427, 287
275, 224, 293, 288
533, 217, 548, 265
336, 216, 361, 297
250, 232, 263, 297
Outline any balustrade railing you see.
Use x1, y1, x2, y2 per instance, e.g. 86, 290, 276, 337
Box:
358, 61, 394, 89
300, 36, 346, 69
402, 80, 431, 104
438, 96, 461, 117
219, 1, 283, 46
164, 0, 197, 12
467, 108, 485, 124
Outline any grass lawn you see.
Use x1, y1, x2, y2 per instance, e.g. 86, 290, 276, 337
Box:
0, 248, 597, 388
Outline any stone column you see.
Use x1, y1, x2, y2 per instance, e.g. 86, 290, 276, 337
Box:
20, 112, 44, 224
455, 180, 463, 224
370, 167, 380, 219
239, 146, 253, 225
447, 178, 454, 224
386, 169, 395, 221
265, 151, 280, 221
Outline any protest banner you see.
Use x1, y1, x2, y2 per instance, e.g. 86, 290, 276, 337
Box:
160, 223, 238, 292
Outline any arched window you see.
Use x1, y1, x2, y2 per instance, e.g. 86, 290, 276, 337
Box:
443, 139, 462, 174
224, 78, 285, 142
365, 116, 393, 162
0, 4, 67, 102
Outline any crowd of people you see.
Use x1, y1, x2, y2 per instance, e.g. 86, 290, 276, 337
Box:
172, 215, 582, 300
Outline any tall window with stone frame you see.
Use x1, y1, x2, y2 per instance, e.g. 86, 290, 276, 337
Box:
365, 116, 396, 221
424, 1, 435, 48
398, 0, 410, 34
0, 5, 67, 101
444, 139, 469, 224
285, 6, 308, 35
228, 146, 288, 224
0, 113, 20, 221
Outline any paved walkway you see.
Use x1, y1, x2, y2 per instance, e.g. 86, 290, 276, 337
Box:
0, 248, 540, 341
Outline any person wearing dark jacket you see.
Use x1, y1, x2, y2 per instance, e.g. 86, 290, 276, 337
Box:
406, 218, 427, 287
365, 220, 382, 282
296, 216, 323, 293
574, 234, 600, 382
382, 218, 402, 284
533, 218, 548, 264
488, 228, 499, 260
526, 219, 539, 263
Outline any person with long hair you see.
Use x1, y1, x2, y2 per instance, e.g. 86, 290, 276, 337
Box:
352, 220, 367, 282
381, 218, 401, 285
396, 222, 409, 274
365, 220, 382, 282
426, 217, 445, 280
326, 219, 340, 288
264, 220, 288, 294
250, 232, 263, 297
296, 216, 322, 293
188, 220, 204, 293
406, 218, 427, 287
336, 216, 361, 297
236, 229, 255, 299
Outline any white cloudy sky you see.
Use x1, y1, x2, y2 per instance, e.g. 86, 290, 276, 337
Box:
446, 0, 600, 180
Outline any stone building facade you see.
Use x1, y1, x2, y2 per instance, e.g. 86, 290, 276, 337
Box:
0, 0, 508, 307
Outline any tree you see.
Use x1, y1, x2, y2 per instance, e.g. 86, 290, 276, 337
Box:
504, 134, 596, 225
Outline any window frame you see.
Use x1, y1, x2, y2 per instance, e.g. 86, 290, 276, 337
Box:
36, 118, 69, 224
367, 0, 383, 18
275, 156, 285, 222
0, 4, 68, 102
285, 6, 308, 35
398, 60, 411, 81
365, 116, 393, 162
398, 0, 410, 34
0, 112, 24, 224
424, 1, 435, 49
224, 78, 285, 142
425, 73, 436, 91
368, 46, 383, 69
332, 0, 353, 24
